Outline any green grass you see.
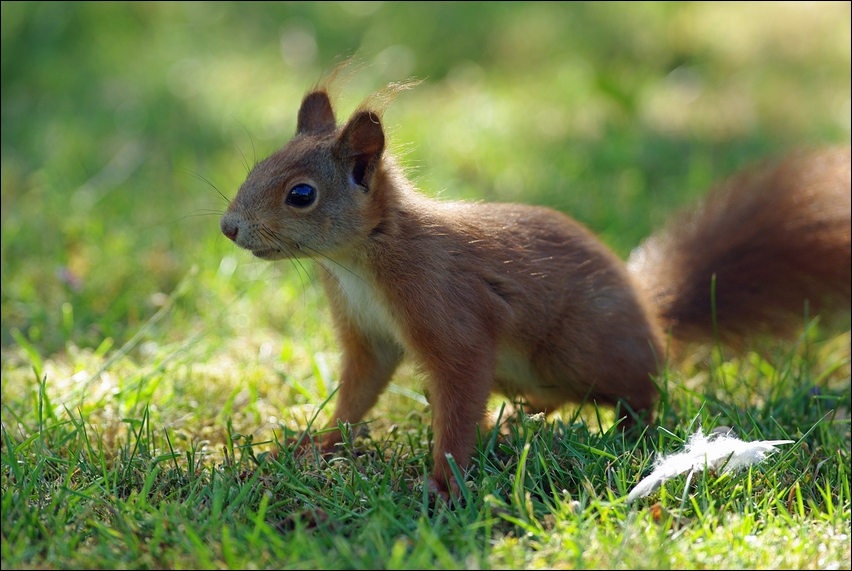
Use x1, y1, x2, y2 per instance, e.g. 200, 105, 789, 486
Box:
2, 2, 850, 569
2, 327, 850, 569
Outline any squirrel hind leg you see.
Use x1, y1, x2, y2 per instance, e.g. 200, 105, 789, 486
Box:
545, 343, 660, 425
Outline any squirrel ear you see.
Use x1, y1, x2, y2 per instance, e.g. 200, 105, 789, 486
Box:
336, 110, 385, 189
297, 91, 336, 134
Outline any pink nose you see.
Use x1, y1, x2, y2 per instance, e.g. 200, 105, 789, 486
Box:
220, 218, 238, 241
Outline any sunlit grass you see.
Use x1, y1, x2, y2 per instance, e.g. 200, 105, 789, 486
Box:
3, 260, 849, 568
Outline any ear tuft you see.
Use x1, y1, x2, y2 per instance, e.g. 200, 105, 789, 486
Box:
297, 91, 336, 134
337, 111, 385, 189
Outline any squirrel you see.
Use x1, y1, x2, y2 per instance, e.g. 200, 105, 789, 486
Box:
220, 78, 851, 496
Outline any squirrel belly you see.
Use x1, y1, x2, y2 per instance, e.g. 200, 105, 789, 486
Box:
220, 79, 851, 495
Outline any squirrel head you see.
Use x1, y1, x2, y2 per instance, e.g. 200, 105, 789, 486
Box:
220, 88, 389, 261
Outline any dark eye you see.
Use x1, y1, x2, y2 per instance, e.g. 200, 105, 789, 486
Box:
285, 183, 316, 207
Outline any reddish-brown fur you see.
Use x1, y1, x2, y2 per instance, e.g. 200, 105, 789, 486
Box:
629, 148, 851, 346
220, 81, 851, 495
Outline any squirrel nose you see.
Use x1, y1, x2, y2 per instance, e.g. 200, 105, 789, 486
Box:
220, 217, 239, 241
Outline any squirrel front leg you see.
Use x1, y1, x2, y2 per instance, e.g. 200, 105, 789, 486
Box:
318, 325, 403, 451
420, 344, 497, 495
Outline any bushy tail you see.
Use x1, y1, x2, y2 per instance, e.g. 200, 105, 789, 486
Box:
627, 147, 851, 346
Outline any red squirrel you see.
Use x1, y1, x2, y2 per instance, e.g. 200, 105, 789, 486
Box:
219, 78, 851, 495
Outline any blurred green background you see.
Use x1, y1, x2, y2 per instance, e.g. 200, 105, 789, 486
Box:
2, 1, 850, 359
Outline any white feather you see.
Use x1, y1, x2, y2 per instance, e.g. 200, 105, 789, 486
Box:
626, 427, 794, 502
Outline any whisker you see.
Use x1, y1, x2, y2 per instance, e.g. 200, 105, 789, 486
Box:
262, 225, 365, 287
232, 116, 258, 171
307, 255, 345, 293
260, 226, 349, 293
258, 224, 319, 314
176, 209, 227, 222
171, 210, 222, 224
285, 247, 312, 294
234, 141, 251, 176
180, 168, 231, 204
153, 207, 227, 230
299, 244, 368, 285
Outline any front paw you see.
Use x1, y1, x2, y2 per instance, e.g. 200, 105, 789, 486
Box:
425, 474, 462, 503
263, 432, 335, 463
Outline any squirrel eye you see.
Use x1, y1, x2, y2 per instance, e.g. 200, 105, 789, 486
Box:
285, 183, 316, 207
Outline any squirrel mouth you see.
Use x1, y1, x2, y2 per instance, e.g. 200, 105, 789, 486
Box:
251, 242, 310, 261
251, 248, 287, 260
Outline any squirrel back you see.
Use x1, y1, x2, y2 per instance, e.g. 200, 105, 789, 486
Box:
221, 81, 851, 495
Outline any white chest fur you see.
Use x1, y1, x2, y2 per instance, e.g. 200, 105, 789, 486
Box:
322, 259, 550, 403
322, 259, 404, 343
